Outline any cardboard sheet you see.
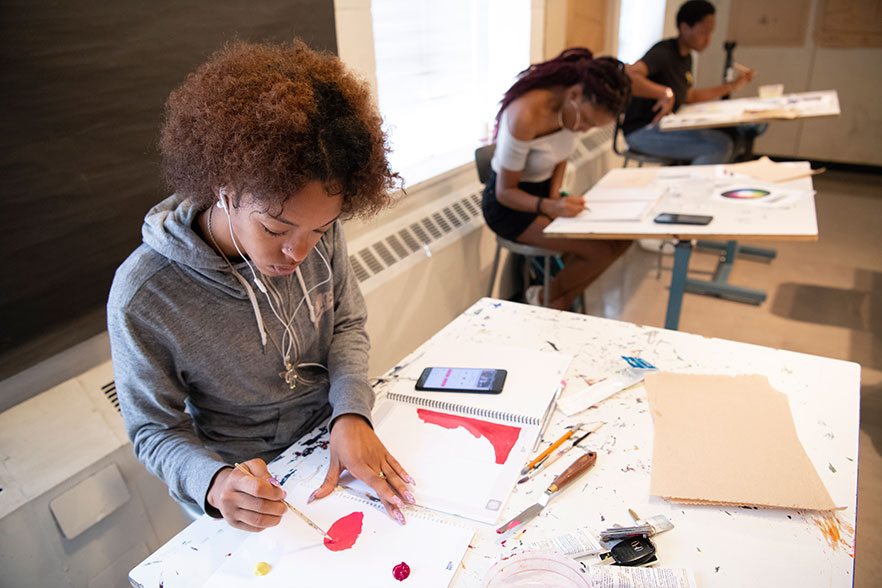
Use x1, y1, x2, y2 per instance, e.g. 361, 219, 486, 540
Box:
724, 156, 816, 183
645, 373, 837, 511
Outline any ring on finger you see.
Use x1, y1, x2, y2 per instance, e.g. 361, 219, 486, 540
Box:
378, 471, 387, 480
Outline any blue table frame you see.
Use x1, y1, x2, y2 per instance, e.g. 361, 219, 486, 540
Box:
664, 239, 778, 330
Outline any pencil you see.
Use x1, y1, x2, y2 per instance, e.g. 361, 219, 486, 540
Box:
518, 423, 604, 482
733, 62, 752, 73
522, 428, 574, 475
234, 463, 333, 541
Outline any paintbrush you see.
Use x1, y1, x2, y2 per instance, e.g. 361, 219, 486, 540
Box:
234, 463, 333, 541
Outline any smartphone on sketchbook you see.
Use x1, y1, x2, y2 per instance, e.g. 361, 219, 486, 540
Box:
415, 367, 507, 394
653, 212, 714, 225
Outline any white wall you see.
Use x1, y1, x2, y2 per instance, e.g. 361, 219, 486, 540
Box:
692, 0, 882, 165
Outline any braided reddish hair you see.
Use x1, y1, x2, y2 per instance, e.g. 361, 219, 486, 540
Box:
494, 47, 630, 138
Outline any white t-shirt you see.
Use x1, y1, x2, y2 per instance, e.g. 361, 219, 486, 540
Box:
491, 109, 576, 182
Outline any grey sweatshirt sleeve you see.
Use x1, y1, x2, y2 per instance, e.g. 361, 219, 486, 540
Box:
325, 223, 375, 426
108, 300, 226, 514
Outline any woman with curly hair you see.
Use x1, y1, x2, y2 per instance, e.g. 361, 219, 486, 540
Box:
482, 48, 632, 310
108, 40, 411, 532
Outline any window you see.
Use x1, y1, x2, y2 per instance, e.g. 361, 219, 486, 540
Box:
371, 0, 531, 187
617, 0, 666, 65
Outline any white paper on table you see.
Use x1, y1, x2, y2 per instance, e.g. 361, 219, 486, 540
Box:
203, 483, 474, 588
557, 367, 654, 416
711, 181, 815, 208
583, 187, 667, 203
373, 400, 536, 524
375, 341, 572, 524
588, 565, 698, 588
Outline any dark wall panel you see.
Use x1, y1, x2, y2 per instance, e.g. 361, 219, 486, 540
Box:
0, 0, 337, 379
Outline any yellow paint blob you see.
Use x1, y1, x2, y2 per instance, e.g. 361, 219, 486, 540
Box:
254, 561, 272, 576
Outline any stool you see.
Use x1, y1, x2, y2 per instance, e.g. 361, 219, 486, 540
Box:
476, 144, 558, 307
487, 235, 554, 308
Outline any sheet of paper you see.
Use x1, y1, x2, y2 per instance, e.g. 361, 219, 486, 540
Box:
710, 181, 815, 208
583, 187, 665, 202
579, 201, 657, 222
644, 373, 837, 510
594, 167, 659, 189
588, 565, 697, 588
558, 367, 653, 416
387, 341, 572, 426
203, 483, 473, 588
724, 156, 815, 183
374, 402, 534, 523
377, 341, 571, 523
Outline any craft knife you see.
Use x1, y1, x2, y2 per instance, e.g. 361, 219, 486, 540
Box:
497, 451, 597, 535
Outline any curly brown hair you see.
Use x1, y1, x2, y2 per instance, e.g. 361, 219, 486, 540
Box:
160, 39, 400, 218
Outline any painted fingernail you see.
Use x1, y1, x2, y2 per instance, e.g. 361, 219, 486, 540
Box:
404, 492, 416, 504
282, 490, 287, 499
392, 496, 404, 509
404, 475, 416, 485
308, 490, 317, 504
268, 477, 281, 488
394, 510, 406, 525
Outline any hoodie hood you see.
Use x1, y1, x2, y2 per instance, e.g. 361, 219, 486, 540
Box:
141, 194, 248, 299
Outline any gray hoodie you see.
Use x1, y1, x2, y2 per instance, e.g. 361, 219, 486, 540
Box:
107, 194, 373, 513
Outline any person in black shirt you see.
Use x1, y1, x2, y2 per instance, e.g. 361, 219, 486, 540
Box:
622, 0, 755, 164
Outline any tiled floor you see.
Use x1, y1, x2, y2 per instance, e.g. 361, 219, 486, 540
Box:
583, 168, 881, 587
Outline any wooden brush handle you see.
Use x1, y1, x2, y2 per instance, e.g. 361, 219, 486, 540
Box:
547, 452, 597, 493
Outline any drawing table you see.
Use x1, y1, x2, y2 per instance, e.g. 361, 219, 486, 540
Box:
658, 90, 840, 132
129, 298, 858, 588
544, 162, 818, 330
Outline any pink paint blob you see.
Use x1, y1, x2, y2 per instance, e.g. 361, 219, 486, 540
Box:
416, 409, 521, 464
393, 561, 411, 581
323, 511, 364, 552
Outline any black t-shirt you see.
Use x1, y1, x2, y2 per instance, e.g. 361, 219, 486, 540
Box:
622, 38, 692, 135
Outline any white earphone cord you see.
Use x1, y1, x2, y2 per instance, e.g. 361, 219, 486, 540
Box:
217, 192, 332, 375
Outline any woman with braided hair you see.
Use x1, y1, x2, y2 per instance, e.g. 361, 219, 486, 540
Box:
482, 47, 632, 310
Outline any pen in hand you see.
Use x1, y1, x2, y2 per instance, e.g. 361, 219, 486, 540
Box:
234, 463, 334, 541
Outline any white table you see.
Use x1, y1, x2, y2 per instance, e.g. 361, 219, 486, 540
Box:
659, 90, 840, 132
129, 298, 859, 588
544, 163, 818, 329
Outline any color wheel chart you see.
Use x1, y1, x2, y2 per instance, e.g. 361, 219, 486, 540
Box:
721, 188, 770, 199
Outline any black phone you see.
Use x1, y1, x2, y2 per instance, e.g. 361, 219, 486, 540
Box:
415, 367, 507, 394
653, 212, 713, 225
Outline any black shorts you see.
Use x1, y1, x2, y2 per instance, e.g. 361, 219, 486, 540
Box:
481, 170, 551, 242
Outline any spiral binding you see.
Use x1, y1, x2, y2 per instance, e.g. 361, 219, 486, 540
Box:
386, 391, 538, 425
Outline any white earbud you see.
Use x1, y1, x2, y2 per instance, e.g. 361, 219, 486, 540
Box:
217, 187, 265, 292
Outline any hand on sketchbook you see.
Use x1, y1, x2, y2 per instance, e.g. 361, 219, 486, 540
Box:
548, 194, 585, 218
207, 458, 287, 532
310, 414, 415, 525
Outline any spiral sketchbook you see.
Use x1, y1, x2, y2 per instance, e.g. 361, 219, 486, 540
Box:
203, 483, 474, 588
373, 342, 572, 524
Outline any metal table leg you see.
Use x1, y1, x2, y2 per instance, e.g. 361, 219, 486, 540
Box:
685, 240, 768, 305
664, 240, 693, 331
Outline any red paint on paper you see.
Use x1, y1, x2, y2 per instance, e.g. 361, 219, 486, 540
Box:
324, 511, 364, 552
392, 561, 411, 581
416, 409, 520, 464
